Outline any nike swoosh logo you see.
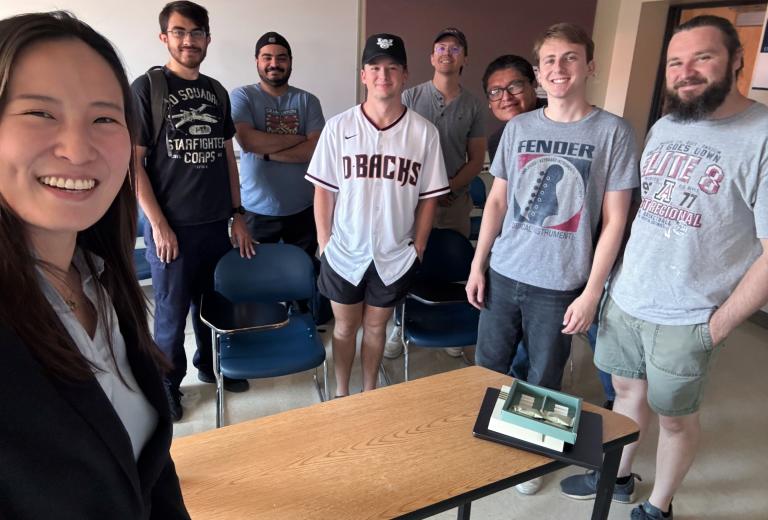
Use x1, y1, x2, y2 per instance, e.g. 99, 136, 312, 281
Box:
344, 134, 357, 139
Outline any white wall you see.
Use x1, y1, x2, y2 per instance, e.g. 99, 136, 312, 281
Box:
0, 0, 360, 119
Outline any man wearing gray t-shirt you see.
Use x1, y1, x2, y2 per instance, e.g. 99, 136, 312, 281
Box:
561, 16, 768, 520
466, 24, 639, 496
467, 22, 637, 386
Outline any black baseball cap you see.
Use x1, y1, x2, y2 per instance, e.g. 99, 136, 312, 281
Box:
255, 31, 292, 58
362, 33, 407, 68
433, 27, 468, 55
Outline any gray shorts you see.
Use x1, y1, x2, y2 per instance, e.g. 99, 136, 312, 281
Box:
594, 296, 723, 416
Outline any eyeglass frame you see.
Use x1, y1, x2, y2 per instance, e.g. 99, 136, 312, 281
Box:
165, 28, 208, 40
487, 81, 529, 101
433, 43, 463, 56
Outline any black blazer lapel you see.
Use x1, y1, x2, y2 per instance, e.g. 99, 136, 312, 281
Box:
1, 323, 143, 503
52, 371, 143, 502
119, 320, 174, 497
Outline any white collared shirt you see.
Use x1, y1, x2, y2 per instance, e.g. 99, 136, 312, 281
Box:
306, 105, 449, 285
38, 250, 158, 460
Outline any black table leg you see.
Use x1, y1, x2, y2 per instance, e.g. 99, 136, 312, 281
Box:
457, 501, 471, 520
591, 446, 624, 520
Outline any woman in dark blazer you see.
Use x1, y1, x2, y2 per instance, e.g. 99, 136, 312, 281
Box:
0, 12, 189, 519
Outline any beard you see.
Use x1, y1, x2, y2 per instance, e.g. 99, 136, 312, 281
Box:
258, 65, 292, 87
664, 69, 732, 123
169, 45, 207, 69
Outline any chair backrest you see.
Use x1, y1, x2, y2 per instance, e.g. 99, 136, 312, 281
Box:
418, 229, 475, 283
469, 177, 487, 208
214, 244, 315, 303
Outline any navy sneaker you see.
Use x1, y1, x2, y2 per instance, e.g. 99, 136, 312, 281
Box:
560, 470, 640, 504
631, 500, 673, 519
198, 370, 250, 393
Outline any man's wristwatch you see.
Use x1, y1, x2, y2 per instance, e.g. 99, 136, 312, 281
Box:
263, 153, 270, 162
232, 205, 246, 216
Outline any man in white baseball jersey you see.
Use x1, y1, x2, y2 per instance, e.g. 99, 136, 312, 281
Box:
306, 33, 449, 397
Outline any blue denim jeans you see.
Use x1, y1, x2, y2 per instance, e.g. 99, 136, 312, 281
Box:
144, 219, 232, 389
511, 323, 616, 401
587, 322, 616, 401
476, 269, 581, 390
510, 342, 529, 380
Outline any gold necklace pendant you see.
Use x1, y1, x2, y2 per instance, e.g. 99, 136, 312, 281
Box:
64, 297, 78, 312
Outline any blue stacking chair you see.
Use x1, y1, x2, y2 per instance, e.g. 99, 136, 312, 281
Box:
134, 211, 152, 281
201, 244, 328, 427
469, 176, 487, 240
399, 229, 480, 381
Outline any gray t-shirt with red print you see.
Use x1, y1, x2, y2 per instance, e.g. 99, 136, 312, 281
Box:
611, 102, 768, 325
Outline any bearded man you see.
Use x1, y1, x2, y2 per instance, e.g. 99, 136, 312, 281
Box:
560, 15, 768, 520
231, 31, 325, 257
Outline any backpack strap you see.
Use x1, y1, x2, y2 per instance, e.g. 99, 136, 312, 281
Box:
145, 68, 229, 148
200, 73, 230, 125
145, 66, 168, 149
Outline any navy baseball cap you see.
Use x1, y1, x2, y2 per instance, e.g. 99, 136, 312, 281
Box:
362, 33, 407, 68
255, 31, 292, 58
433, 27, 468, 55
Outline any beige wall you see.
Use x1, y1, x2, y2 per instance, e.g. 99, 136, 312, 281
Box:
587, 0, 622, 109
590, 0, 669, 143
621, 1, 669, 143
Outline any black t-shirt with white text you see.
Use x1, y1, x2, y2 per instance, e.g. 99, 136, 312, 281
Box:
131, 67, 236, 226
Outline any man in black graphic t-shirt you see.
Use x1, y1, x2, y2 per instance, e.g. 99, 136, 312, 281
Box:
131, 1, 254, 421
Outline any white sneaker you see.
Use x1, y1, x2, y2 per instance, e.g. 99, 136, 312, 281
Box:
445, 347, 463, 357
515, 477, 543, 495
383, 326, 403, 359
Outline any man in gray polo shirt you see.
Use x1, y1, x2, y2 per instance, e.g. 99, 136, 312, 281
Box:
387, 27, 486, 360
402, 27, 486, 238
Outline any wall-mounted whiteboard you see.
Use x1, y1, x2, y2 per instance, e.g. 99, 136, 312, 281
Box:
0, 0, 360, 119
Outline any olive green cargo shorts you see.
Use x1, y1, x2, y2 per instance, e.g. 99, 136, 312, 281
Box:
594, 296, 723, 416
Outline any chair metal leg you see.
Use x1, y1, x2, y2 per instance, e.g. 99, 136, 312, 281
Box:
379, 362, 391, 387
314, 361, 329, 402
212, 330, 225, 428
404, 339, 410, 382
323, 359, 329, 401
401, 303, 410, 382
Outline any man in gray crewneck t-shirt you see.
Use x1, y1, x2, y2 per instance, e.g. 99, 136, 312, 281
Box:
561, 16, 768, 520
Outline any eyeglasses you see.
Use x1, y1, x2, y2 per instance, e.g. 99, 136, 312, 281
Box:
433, 44, 463, 56
166, 29, 207, 40
487, 81, 528, 101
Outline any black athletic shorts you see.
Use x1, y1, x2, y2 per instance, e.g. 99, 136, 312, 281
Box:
318, 255, 419, 308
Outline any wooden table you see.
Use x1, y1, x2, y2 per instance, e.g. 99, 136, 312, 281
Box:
171, 366, 638, 519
